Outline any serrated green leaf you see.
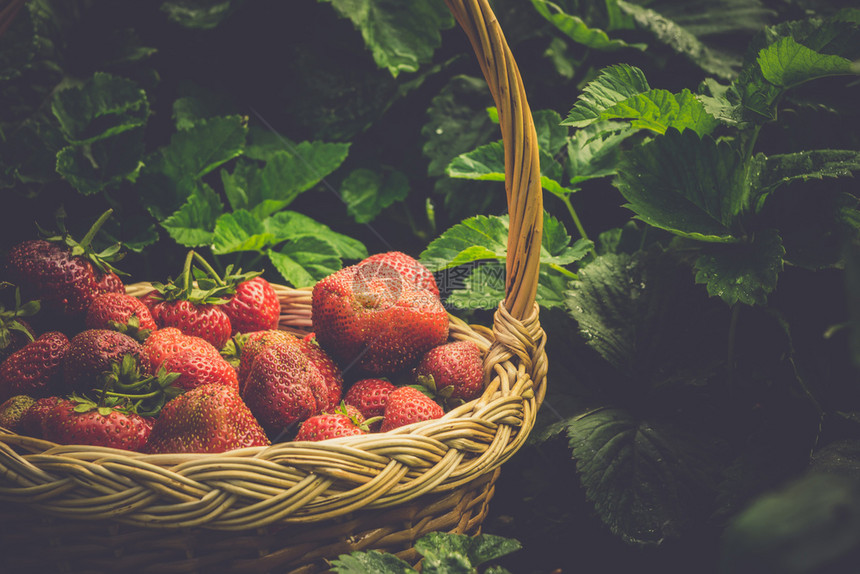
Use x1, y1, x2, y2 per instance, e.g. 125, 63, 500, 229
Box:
161, 0, 238, 29
267, 237, 342, 287
420, 214, 509, 272
172, 89, 238, 130
567, 121, 635, 186
758, 36, 856, 88
531, 0, 646, 52
753, 149, 860, 211
563, 64, 650, 127
590, 89, 719, 136
329, 550, 415, 574
694, 229, 785, 306
0, 3, 37, 82
56, 128, 145, 195
319, 0, 454, 77
443, 262, 506, 310
340, 168, 409, 224
51, 73, 149, 144
614, 129, 750, 242
533, 109, 569, 156
244, 125, 297, 161
420, 554, 472, 574
161, 183, 224, 247
565, 406, 722, 544
212, 210, 274, 254
263, 211, 367, 260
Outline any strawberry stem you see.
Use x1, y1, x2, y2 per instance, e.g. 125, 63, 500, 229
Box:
79, 208, 114, 250
191, 251, 226, 287
182, 250, 196, 293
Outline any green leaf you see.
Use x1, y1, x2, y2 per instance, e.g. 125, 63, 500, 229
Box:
264, 211, 368, 260
564, 406, 721, 545
51, 72, 149, 144
614, 129, 750, 242
694, 229, 785, 306
562, 64, 650, 127
416, 532, 521, 567
533, 109, 569, 156
588, 89, 719, 136
758, 36, 856, 88
340, 168, 409, 224
567, 121, 635, 186
531, 0, 646, 52
267, 237, 342, 287
542, 214, 591, 265
161, 183, 224, 247
0, 3, 37, 82
420, 214, 509, 272
172, 86, 238, 130
753, 149, 860, 210
330, 550, 415, 574
161, 0, 238, 29
212, 210, 273, 254
318, 0, 454, 77
55, 128, 145, 195
444, 262, 506, 310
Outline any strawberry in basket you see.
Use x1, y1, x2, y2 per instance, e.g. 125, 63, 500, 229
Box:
311, 252, 448, 376
412, 340, 484, 405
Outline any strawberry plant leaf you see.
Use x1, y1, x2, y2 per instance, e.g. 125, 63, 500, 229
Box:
530, 0, 646, 52
693, 229, 785, 306
562, 64, 650, 127
757, 36, 856, 88
267, 237, 342, 287
752, 149, 860, 211
614, 129, 751, 242
212, 210, 274, 255
161, 0, 238, 29
330, 550, 415, 573
51, 72, 149, 144
0, 3, 37, 82
340, 168, 409, 224
533, 109, 569, 156
264, 211, 367, 260
444, 261, 578, 311
420, 214, 509, 272
566, 121, 635, 187
415, 532, 521, 571
55, 127, 146, 195
584, 88, 719, 136
161, 183, 224, 247
318, 0, 454, 77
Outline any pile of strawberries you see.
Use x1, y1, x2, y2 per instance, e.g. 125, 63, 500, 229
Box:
0, 212, 485, 453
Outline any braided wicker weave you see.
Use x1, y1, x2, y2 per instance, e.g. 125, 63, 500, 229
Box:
0, 1, 546, 571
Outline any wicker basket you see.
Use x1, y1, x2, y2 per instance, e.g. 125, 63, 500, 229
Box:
0, 1, 546, 571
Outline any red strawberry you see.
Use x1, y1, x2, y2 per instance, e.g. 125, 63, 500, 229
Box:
43, 396, 153, 451
360, 251, 439, 297
85, 292, 157, 338
294, 407, 367, 442
62, 329, 141, 394
151, 299, 232, 350
241, 342, 327, 436
296, 337, 343, 411
379, 386, 444, 432
413, 341, 483, 404
144, 383, 270, 454
162, 350, 239, 392
0, 395, 36, 432
221, 276, 281, 334
139, 328, 222, 375
237, 329, 300, 386
344, 378, 396, 424
5, 210, 125, 324
311, 263, 449, 375
0, 331, 69, 402
18, 396, 63, 438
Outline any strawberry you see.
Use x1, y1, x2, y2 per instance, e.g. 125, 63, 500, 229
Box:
5, 209, 125, 325
0, 287, 39, 363
413, 341, 484, 404
237, 329, 300, 387
379, 386, 444, 432
162, 350, 239, 392
18, 396, 63, 438
0, 331, 69, 402
294, 405, 368, 442
221, 276, 281, 334
42, 396, 153, 451
85, 292, 157, 339
0, 395, 36, 432
359, 251, 439, 298
139, 328, 222, 375
62, 329, 142, 395
296, 336, 343, 411
144, 383, 270, 454
311, 262, 449, 375
344, 378, 396, 427
241, 342, 328, 437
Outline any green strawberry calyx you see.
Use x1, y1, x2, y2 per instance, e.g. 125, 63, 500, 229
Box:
96, 354, 182, 416
149, 251, 259, 305
0, 284, 39, 350
37, 207, 128, 277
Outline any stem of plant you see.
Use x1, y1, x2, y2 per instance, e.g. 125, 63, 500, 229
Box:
727, 303, 741, 388
550, 264, 578, 280
191, 251, 226, 286
559, 194, 590, 245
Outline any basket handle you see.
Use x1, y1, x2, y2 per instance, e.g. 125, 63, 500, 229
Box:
445, 0, 543, 322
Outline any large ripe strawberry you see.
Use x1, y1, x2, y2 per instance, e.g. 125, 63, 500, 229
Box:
237, 329, 300, 386
162, 350, 239, 392
294, 405, 368, 442
42, 396, 153, 451
85, 292, 157, 340
0, 395, 36, 432
311, 263, 449, 376
17, 396, 63, 438
144, 383, 270, 454
296, 336, 343, 411
379, 386, 444, 432
221, 276, 281, 334
413, 341, 484, 404
0, 287, 39, 363
0, 331, 69, 402
5, 209, 125, 324
344, 378, 396, 423
359, 251, 439, 298
139, 327, 222, 375
62, 329, 141, 395
241, 342, 327, 437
